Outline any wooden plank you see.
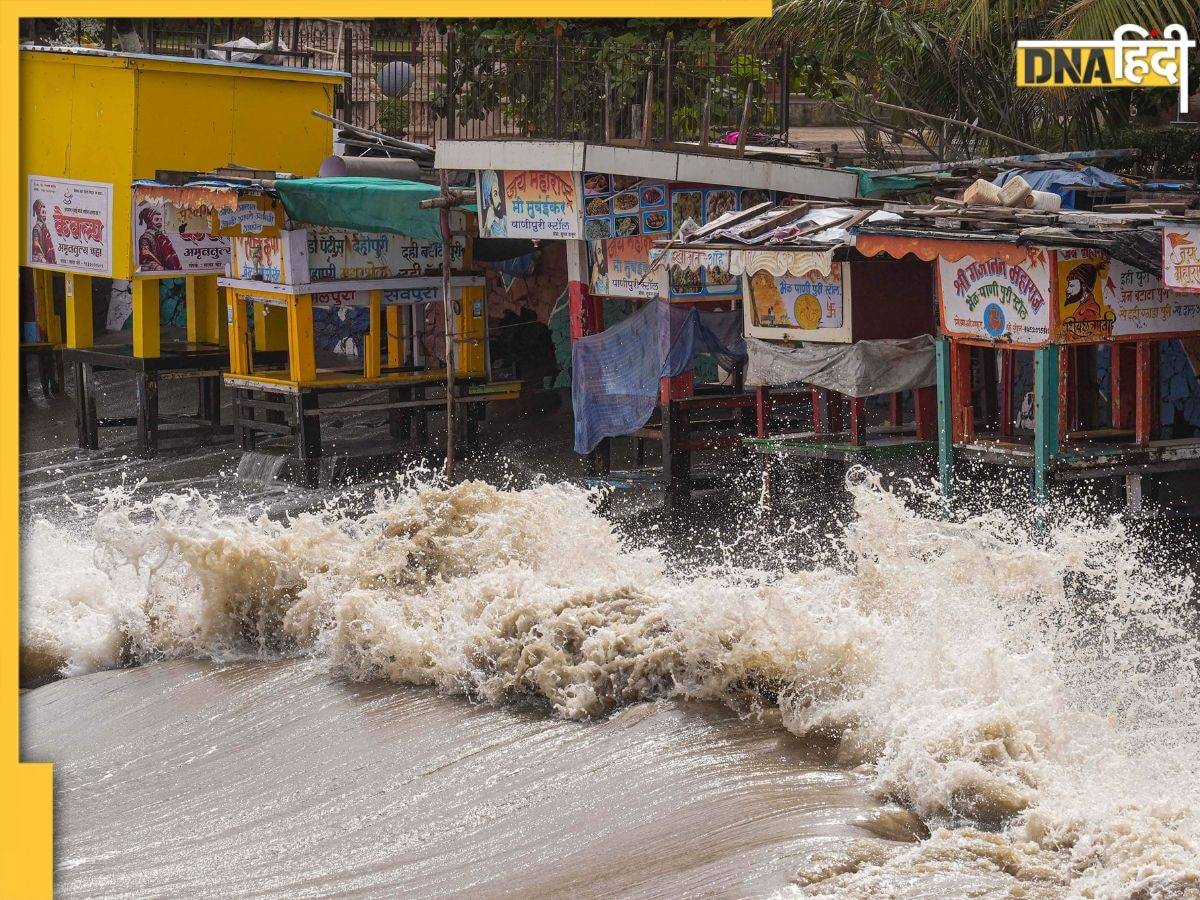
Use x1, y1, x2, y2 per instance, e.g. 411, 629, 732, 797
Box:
755, 385, 769, 438
999, 349, 1014, 439
287, 294, 317, 383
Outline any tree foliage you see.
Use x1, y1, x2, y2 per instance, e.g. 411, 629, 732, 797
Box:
733, 0, 1199, 163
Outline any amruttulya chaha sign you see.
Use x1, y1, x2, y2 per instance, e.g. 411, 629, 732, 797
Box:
27, 176, 113, 276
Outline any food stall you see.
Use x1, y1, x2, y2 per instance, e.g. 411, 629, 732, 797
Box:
19, 46, 341, 454
858, 213, 1200, 507
219, 177, 520, 486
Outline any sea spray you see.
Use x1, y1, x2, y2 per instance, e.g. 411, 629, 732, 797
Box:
20, 471, 1200, 895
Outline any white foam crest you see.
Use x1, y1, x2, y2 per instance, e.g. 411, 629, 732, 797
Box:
20, 472, 1200, 894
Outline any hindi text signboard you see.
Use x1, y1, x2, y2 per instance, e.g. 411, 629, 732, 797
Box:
27, 176, 113, 275
132, 199, 229, 276
746, 265, 844, 331
477, 169, 583, 240
937, 250, 1052, 345
1163, 224, 1200, 294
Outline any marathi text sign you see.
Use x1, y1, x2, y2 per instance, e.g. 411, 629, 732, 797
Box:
305, 227, 465, 281
133, 200, 229, 275
747, 265, 843, 330
1163, 224, 1200, 294
590, 236, 662, 299
233, 228, 466, 284
938, 250, 1051, 344
28, 176, 113, 275
478, 169, 583, 240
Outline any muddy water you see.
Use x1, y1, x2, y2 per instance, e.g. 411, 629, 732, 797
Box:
19, 382, 1200, 898
23, 660, 902, 898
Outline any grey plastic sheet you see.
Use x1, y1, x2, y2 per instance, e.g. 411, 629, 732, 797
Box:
745, 335, 936, 397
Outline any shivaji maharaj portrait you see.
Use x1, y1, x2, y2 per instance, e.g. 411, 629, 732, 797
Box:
138, 206, 182, 271
31, 199, 55, 265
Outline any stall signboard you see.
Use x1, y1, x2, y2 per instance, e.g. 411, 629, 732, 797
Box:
1163, 224, 1200, 294
937, 250, 1051, 345
27, 175, 113, 275
477, 169, 583, 240
664, 185, 768, 298
214, 197, 284, 237
132, 199, 230, 275
746, 265, 843, 330
582, 173, 670, 240
588, 235, 662, 299
232, 228, 466, 284
1055, 248, 1200, 341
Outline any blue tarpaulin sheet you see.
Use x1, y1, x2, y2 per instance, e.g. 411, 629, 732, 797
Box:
572, 301, 746, 454
993, 166, 1127, 209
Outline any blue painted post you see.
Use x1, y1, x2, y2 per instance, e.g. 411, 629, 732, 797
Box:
935, 337, 954, 502
1032, 345, 1060, 504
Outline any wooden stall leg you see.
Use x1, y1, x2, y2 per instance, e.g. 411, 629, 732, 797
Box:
934, 337, 954, 500
72, 362, 89, 449
849, 396, 866, 447
755, 385, 770, 438
293, 391, 321, 488
389, 387, 411, 439
64, 273, 93, 349
888, 392, 902, 427
234, 389, 255, 451
227, 295, 251, 375
132, 279, 161, 359
135, 373, 159, 458
1135, 340, 1158, 447
412, 385, 429, 446
661, 371, 694, 503
205, 376, 221, 426
827, 391, 844, 434
1032, 345, 1060, 504
810, 386, 823, 435
364, 291, 382, 379
286, 295, 317, 384
1125, 472, 1144, 514
999, 349, 1014, 439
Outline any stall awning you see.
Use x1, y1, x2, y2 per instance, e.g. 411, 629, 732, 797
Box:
274, 177, 458, 240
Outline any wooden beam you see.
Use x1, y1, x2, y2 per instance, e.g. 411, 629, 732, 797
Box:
65, 273, 93, 349
364, 290, 382, 378
131, 278, 161, 358
1135, 340, 1157, 446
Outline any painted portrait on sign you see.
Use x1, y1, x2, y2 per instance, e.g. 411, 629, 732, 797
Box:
479, 169, 507, 238
30, 199, 55, 265
1057, 251, 1116, 342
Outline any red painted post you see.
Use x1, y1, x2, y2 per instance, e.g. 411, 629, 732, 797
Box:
849, 396, 866, 446
1058, 345, 1074, 443
888, 392, 902, 427
810, 385, 822, 435
755, 385, 770, 438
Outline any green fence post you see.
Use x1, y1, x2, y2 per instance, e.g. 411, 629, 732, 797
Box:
935, 336, 954, 504
1032, 344, 1060, 505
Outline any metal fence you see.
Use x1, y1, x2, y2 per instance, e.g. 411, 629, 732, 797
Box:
22, 19, 796, 148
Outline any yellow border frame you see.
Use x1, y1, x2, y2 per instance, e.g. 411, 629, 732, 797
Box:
3, 5, 769, 896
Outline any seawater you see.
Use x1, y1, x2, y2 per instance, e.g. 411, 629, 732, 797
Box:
20, 469, 1200, 897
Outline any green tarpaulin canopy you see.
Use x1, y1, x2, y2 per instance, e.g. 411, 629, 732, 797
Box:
274, 177, 448, 240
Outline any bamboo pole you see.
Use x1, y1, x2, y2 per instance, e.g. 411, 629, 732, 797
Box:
867, 98, 1049, 154
438, 169, 457, 481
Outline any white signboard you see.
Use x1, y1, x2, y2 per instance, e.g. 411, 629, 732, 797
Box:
1163, 224, 1200, 295
133, 199, 229, 275
747, 264, 843, 330
27, 175, 113, 275
1111, 258, 1200, 336
938, 251, 1052, 345
477, 169, 583, 240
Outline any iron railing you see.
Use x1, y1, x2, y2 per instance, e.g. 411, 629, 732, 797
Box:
22, 19, 802, 148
